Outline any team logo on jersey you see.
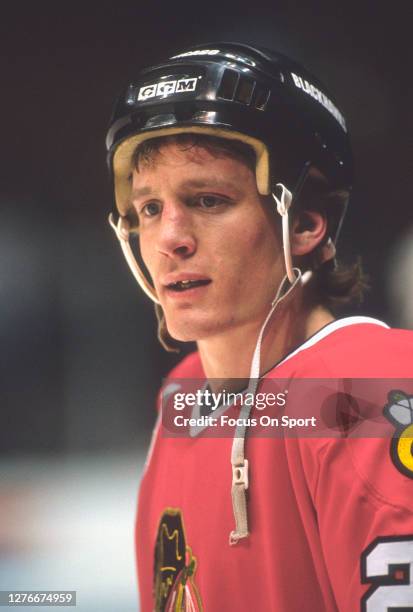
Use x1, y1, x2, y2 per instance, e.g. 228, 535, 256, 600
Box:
154, 508, 203, 611
384, 390, 413, 479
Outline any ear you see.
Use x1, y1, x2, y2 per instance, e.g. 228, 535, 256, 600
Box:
291, 210, 328, 256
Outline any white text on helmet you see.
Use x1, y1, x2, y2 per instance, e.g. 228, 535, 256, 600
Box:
291, 72, 347, 132
171, 49, 221, 58
171, 49, 256, 68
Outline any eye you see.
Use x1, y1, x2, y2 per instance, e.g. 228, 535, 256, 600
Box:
141, 201, 161, 217
197, 195, 228, 208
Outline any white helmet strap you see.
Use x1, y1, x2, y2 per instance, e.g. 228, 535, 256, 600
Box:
109, 213, 160, 304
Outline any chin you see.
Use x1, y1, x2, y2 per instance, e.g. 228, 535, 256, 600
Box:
165, 312, 229, 343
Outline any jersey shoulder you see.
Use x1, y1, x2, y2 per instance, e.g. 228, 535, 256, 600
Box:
274, 318, 413, 377
274, 319, 413, 509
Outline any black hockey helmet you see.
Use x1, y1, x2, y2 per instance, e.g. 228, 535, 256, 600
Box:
106, 42, 353, 244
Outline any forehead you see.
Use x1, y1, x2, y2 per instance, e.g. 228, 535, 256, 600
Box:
131, 142, 257, 191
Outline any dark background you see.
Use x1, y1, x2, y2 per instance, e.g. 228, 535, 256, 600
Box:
1, 1, 412, 454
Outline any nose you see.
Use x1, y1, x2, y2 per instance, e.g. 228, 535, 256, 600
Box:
156, 201, 196, 259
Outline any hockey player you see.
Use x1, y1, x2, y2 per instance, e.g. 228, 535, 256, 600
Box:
107, 43, 413, 611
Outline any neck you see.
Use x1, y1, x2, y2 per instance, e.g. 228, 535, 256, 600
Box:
197, 285, 334, 380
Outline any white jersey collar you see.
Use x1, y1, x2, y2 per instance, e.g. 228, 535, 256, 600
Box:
277, 316, 389, 368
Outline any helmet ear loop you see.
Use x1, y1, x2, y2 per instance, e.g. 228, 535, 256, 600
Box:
271, 183, 294, 284
271, 160, 312, 286
108, 213, 160, 304
271, 184, 308, 285
272, 160, 339, 287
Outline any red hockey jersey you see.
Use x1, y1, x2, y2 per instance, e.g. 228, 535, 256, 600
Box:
136, 317, 413, 611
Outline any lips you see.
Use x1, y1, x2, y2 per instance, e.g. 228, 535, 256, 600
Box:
167, 279, 211, 292
162, 273, 212, 294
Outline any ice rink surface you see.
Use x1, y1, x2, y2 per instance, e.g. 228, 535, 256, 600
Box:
0, 453, 145, 612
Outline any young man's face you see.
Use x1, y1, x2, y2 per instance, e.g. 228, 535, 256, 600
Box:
132, 142, 285, 342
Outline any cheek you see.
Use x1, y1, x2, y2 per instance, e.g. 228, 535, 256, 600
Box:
211, 221, 280, 289
248, 232, 283, 297
241, 222, 280, 269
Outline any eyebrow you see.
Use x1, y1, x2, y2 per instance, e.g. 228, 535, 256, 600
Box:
130, 178, 243, 201
131, 186, 153, 199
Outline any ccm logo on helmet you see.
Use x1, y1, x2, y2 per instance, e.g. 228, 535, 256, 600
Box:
138, 77, 199, 101
291, 72, 347, 132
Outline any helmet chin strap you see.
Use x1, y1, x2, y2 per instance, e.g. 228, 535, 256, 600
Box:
229, 182, 312, 544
